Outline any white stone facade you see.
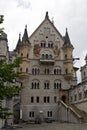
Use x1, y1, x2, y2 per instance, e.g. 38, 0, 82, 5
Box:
1, 12, 87, 124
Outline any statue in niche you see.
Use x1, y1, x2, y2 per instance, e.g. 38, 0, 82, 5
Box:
53, 45, 60, 56
34, 44, 41, 56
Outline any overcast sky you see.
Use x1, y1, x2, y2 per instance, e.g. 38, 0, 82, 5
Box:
0, 0, 87, 81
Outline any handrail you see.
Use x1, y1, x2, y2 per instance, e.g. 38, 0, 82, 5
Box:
58, 100, 82, 119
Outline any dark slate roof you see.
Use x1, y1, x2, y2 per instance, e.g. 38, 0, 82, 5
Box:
64, 28, 71, 44
63, 28, 74, 49
45, 11, 49, 19
22, 25, 30, 43
14, 33, 21, 52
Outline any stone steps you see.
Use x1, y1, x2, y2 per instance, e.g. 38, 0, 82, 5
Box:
69, 104, 87, 123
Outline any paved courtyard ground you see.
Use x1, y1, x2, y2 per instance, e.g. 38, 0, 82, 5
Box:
15, 122, 87, 130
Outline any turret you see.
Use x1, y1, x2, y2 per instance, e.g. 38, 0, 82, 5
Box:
62, 28, 74, 81
15, 33, 21, 53
18, 25, 31, 79
0, 32, 9, 61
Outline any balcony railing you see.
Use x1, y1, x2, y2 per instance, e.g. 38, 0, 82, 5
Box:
40, 58, 54, 64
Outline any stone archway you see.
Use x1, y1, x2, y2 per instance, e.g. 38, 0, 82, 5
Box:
61, 95, 66, 103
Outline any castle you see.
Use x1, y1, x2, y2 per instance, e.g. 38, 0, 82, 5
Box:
0, 12, 87, 124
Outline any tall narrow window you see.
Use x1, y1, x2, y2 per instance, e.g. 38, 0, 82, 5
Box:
47, 111, 52, 117
26, 68, 28, 73
65, 69, 68, 74
20, 68, 22, 72
44, 96, 46, 103
21, 53, 23, 57
29, 112, 34, 117
31, 96, 34, 103
27, 53, 28, 58
54, 96, 57, 103
36, 96, 39, 103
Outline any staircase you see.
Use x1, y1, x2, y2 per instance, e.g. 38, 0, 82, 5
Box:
58, 100, 87, 123
70, 104, 87, 123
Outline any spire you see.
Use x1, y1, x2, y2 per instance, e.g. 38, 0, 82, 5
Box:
22, 25, 30, 43
64, 28, 71, 44
45, 11, 49, 19
63, 28, 73, 49
18, 33, 21, 44
15, 33, 21, 51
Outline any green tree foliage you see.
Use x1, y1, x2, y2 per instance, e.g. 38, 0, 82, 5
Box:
0, 57, 22, 119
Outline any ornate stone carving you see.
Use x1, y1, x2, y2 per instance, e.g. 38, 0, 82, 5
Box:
34, 44, 41, 56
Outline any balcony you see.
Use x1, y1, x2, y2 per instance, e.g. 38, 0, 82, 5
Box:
40, 58, 54, 64
64, 73, 73, 81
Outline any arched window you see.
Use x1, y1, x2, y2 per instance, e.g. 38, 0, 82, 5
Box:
20, 68, 22, 72
31, 96, 34, 103
41, 41, 46, 48
45, 68, 49, 74
44, 81, 49, 89
21, 53, 23, 57
48, 41, 53, 48
42, 54, 44, 59
44, 43, 46, 47
26, 68, 28, 73
32, 82, 34, 89
32, 67, 40, 75
48, 43, 50, 48
36, 96, 39, 103
46, 54, 48, 59
37, 83, 39, 89
54, 67, 61, 75
65, 69, 68, 74
32, 68, 34, 74
51, 43, 53, 48
31, 80, 40, 89
27, 53, 28, 58
54, 80, 61, 89
49, 54, 52, 59
65, 54, 67, 59
35, 82, 36, 89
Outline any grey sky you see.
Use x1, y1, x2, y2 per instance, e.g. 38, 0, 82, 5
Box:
0, 0, 87, 81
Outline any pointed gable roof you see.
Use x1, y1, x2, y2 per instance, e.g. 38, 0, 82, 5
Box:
29, 12, 64, 41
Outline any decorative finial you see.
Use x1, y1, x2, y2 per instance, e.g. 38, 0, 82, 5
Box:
66, 28, 68, 32
19, 33, 21, 39
25, 24, 27, 29
45, 11, 49, 19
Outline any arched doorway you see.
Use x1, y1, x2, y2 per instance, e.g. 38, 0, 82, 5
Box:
61, 95, 66, 103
